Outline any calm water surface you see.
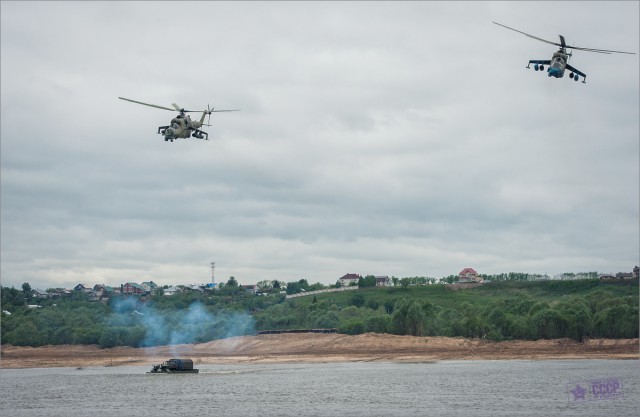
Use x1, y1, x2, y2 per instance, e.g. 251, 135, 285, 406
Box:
1, 360, 638, 417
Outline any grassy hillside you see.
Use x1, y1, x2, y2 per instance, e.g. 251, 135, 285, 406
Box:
2, 279, 637, 348
252, 279, 638, 342
289, 279, 637, 310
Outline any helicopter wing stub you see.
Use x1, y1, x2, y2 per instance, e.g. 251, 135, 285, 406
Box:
527, 59, 550, 69
566, 64, 586, 78
566, 64, 587, 83
118, 97, 175, 111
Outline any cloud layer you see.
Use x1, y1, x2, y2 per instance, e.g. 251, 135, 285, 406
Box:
1, 2, 638, 289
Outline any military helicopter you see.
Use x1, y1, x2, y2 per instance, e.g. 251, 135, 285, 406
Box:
118, 97, 239, 142
493, 22, 635, 83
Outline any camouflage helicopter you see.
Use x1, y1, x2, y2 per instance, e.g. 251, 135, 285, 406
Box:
493, 22, 635, 83
119, 97, 239, 142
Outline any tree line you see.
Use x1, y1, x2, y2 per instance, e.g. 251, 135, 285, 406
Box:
2, 278, 637, 348
254, 284, 638, 341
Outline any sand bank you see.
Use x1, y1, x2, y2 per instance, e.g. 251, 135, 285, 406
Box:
1, 333, 638, 369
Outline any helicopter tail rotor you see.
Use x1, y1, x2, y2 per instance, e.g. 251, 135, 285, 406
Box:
202, 104, 240, 126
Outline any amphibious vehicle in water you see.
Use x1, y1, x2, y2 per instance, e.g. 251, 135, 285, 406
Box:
148, 358, 199, 374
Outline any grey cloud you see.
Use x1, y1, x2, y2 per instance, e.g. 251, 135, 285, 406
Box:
2, 2, 638, 290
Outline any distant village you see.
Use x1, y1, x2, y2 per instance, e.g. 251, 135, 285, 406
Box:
25, 265, 640, 306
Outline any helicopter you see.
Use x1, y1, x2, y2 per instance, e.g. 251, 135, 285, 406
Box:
493, 22, 635, 83
118, 97, 239, 142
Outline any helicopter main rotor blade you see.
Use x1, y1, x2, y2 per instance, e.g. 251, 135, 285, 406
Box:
493, 22, 561, 48
493, 22, 636, 55
566, 45, 635, 55
210, 109, 241, 112
172, 103, 200, 113
118, 97, 176, 111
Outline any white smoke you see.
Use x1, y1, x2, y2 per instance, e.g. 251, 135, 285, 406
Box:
108, 298, 255, 349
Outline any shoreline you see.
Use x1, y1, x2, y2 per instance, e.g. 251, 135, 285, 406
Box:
1, 333, 638, 369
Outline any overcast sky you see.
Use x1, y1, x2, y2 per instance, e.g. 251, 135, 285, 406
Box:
1, 1, 638, 290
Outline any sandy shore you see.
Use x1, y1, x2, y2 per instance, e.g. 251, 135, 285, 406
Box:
1, 333, 638, 369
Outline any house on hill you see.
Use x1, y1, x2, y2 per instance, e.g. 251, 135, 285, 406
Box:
375, 276, 391, 287
339, 273, 362, 286
163, 286, 180, 296
31, 288, 50, 299
241, 284, 258, 294
93, 284, 116, 301
141, 281, 158, 293
74, 283, 92, 293
458, 268, 483, 283
121, 282, 145, 295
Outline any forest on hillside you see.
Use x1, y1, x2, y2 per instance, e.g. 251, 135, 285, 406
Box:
1, 279, 637, 348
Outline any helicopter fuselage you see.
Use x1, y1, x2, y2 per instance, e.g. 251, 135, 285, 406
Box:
158, 114, 208, 142
547, 50, 568, 78
527, 48, 587, 83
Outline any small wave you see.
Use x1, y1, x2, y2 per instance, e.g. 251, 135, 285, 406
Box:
198, 368, 268, 375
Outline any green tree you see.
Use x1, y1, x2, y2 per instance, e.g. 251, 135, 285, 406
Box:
364, 315, 391, 333
391, 298, 426, 336
22, 282, 32, 302
257, 280, 273, 292
531, 309, 569, 339
383, 299, 396, 315
350, 293, 365, 308
286, 281, 300, 295
406, 302, 426, 336
314, 312, 340, 329
441, 275, 458, 284
1, 286, 24, 307
359, 275, 376, 288
366, 299, 380, 311
338, 318, 365, 335
7, 321, 43, 346
99, 327, 123, 348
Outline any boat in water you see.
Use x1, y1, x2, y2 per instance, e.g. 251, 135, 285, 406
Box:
147, 358, 199, 374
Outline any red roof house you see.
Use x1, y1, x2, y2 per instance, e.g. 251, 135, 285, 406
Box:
458, 268, 481, 283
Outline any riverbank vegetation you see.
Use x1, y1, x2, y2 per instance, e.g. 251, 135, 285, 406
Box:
2, 278, 637, 348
